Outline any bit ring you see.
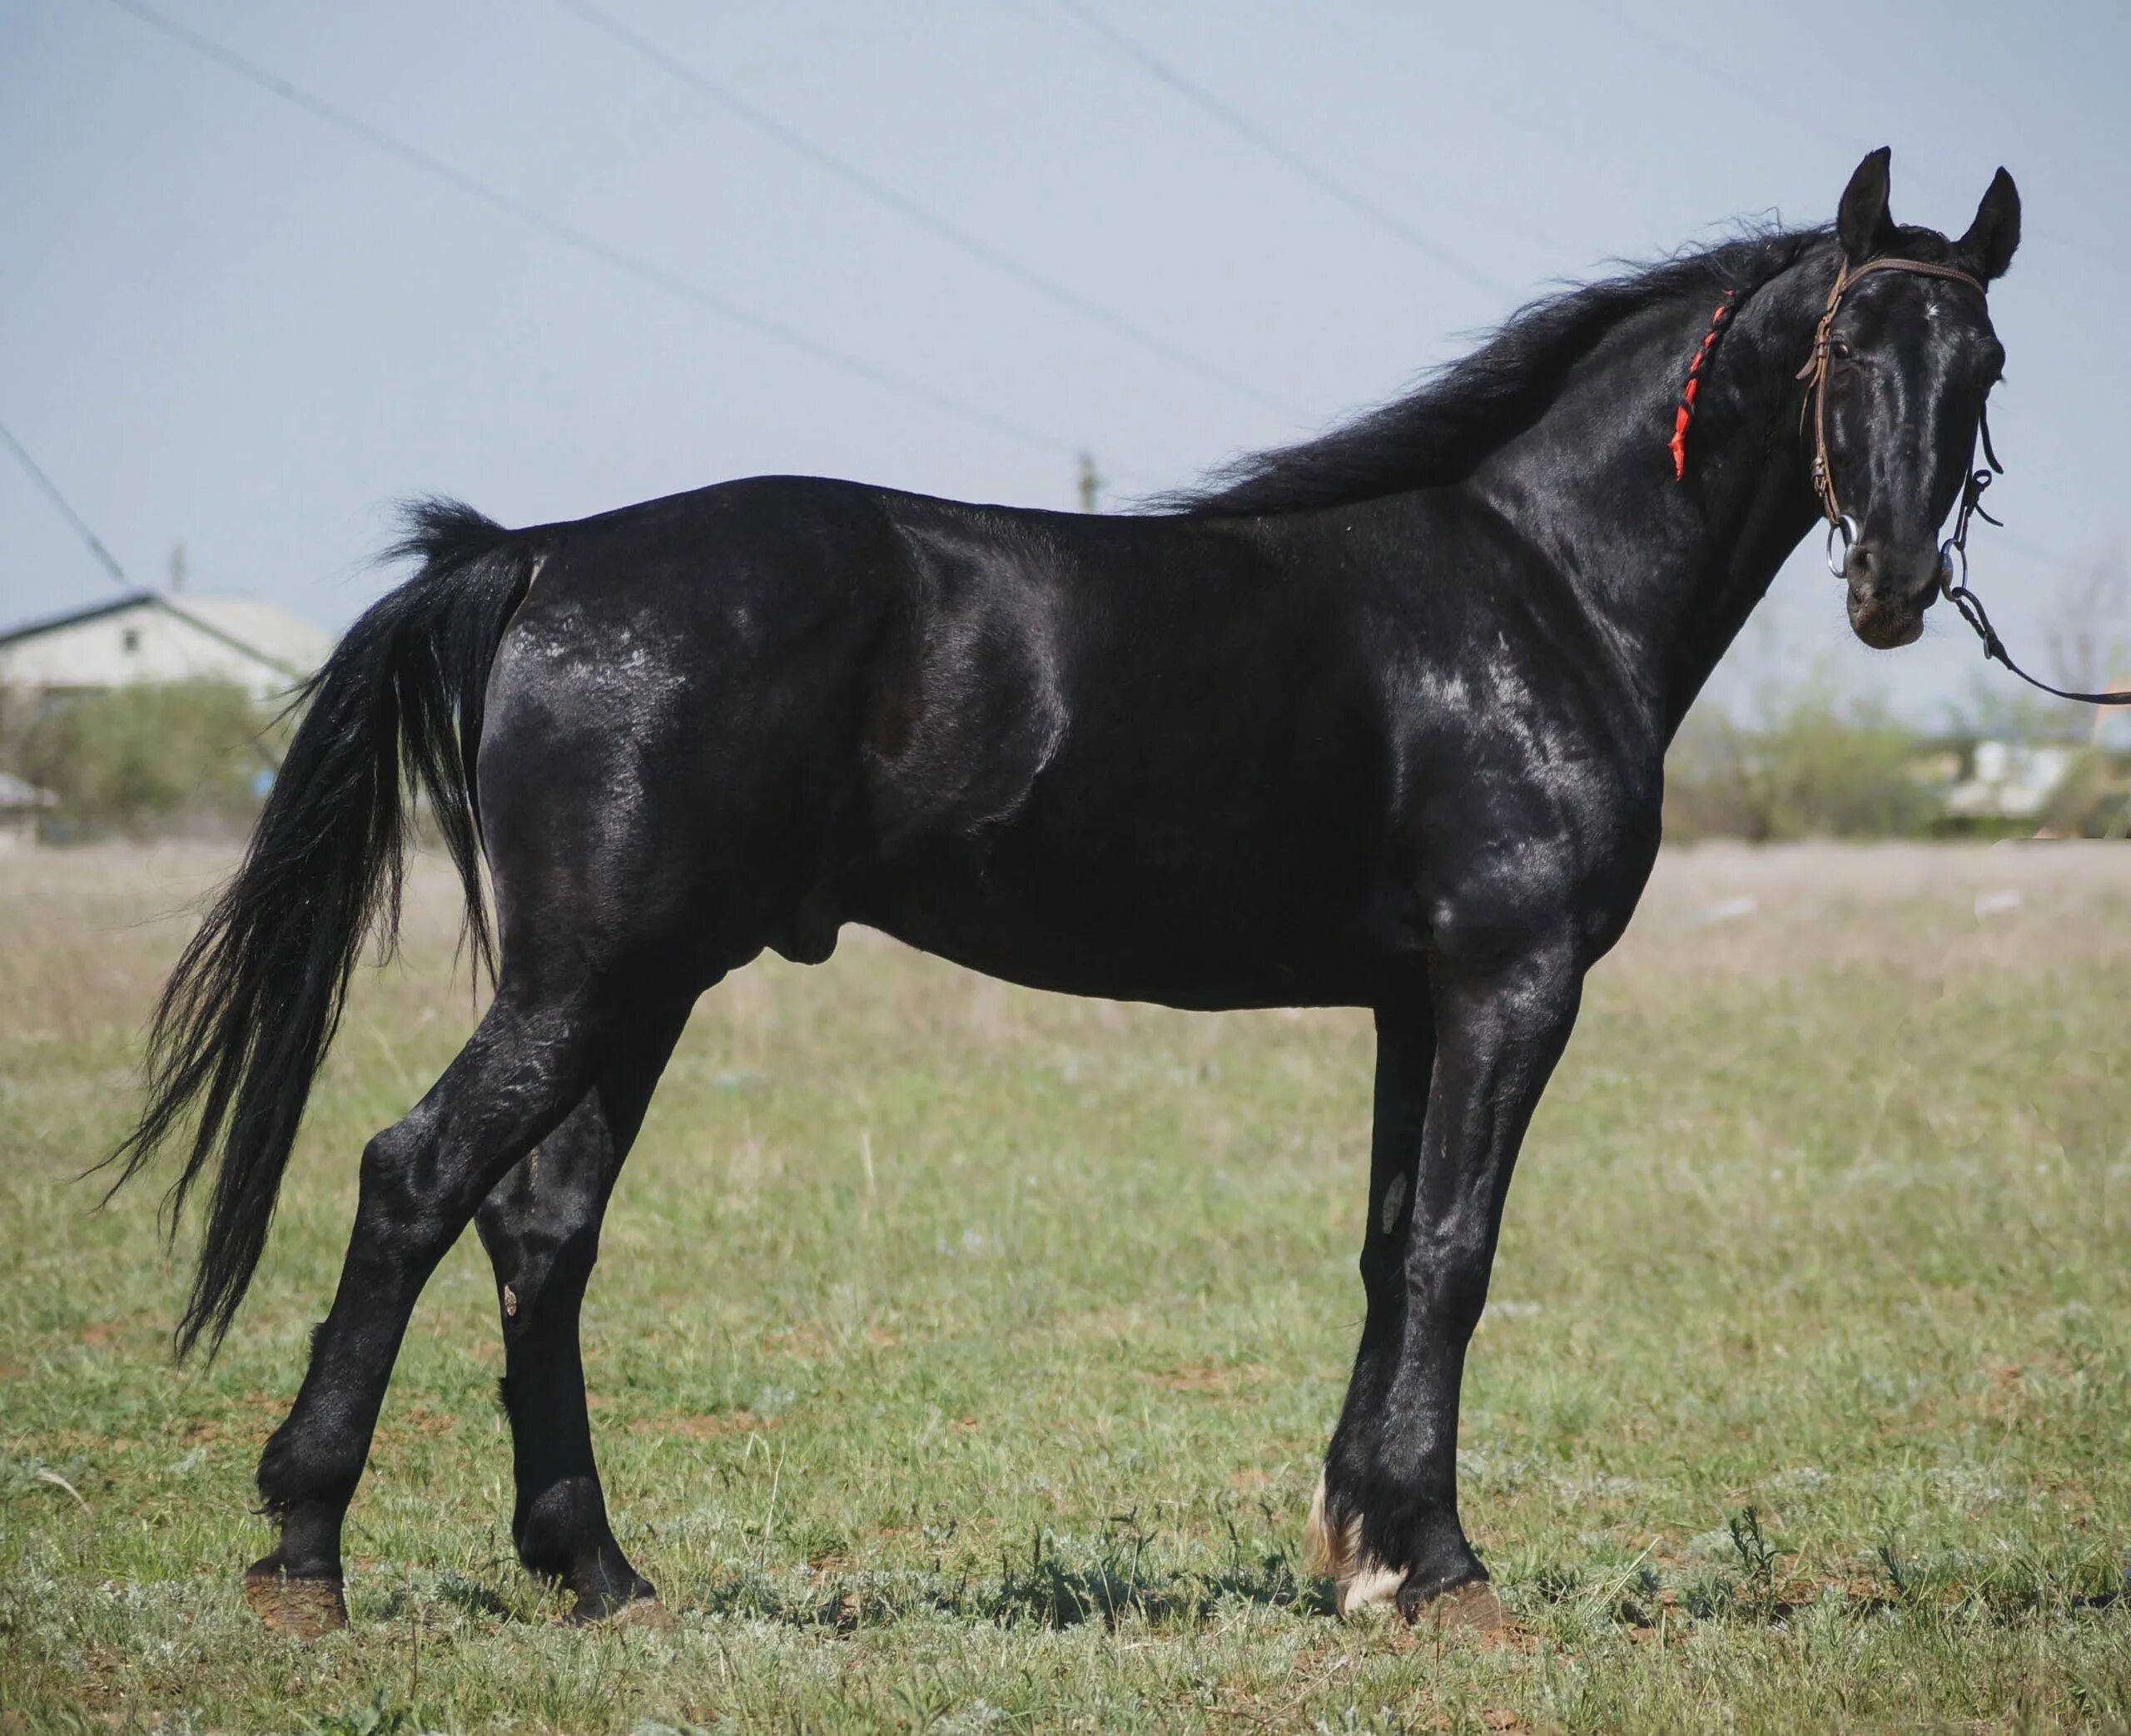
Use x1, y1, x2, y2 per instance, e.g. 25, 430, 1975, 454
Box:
1825, 515, 1857, 579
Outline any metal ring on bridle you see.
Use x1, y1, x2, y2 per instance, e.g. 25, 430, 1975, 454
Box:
1825, 514, 1856, 578
1938, 534, 1966, 595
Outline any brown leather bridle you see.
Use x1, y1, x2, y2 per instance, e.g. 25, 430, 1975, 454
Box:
1794, 254, 1989, 571
1789, 256, 2131, 703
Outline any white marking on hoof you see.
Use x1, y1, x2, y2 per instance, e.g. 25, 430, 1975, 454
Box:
1338, 1555, 1406, 1616
1304, 1472, 1405, 1616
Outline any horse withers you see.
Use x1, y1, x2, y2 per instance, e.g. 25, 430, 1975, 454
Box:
114, 149, 2019, 1630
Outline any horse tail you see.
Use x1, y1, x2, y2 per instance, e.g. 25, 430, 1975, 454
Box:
107, 498, 538, 1358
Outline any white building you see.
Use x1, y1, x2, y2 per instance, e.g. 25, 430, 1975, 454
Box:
0, 591, 331, 702
0, 771, 57, 854
1941, 740, 2079, 821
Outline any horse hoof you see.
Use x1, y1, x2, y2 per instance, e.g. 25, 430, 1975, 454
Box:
1305, 1475, 1502, 1628
572, 1591, 675, 1630
1406, 1579, 1505, 1634
241, 1569, 349, 1639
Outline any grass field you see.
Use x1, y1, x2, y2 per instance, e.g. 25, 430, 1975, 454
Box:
2, 841, 2128, 1732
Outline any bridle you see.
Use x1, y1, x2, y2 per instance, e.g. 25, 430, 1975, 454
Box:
1792, 254, 2131, 707
1796, 255, 1986, 569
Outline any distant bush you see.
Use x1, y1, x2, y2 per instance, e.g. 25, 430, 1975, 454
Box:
2037, 746, 2131, 840
2, 679, 285, 841
1666, 686, 1942, 842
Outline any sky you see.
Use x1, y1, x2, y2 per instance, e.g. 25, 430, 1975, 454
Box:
3, 0, 2128, 722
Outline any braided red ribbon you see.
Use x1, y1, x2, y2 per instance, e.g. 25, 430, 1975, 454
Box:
1668, 290, 1738, 481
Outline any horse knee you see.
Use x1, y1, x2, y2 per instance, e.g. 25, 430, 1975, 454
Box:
352, 1118, 459, 1256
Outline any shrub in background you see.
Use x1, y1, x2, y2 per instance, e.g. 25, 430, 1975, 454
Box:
4, 679, 284, 841
1666, 684, 1943, 842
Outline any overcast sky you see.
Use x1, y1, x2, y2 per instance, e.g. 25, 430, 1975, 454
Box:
4, 0, 2127, 720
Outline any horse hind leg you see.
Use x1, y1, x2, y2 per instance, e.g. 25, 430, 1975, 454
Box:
240, 975, 620, 1633
473, 1007, 692, 1624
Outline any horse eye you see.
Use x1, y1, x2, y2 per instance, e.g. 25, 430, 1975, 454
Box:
1829, 340, 1853, 362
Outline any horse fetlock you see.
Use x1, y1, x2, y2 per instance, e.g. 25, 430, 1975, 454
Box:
254, 1441, 357, 1551
514, 1481, 658, 1621
1306, 1472, 1487, 1622
514, 1476, 623, 1577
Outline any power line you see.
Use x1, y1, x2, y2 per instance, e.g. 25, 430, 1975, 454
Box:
1581, 0, 2130, 285
1046, 0, 1515, 303
556, 0, 1307, 423
0, 417, 134, 591
99, 0, 1094, 464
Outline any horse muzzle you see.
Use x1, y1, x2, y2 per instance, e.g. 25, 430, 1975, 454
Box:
1844, 539, 1940, 650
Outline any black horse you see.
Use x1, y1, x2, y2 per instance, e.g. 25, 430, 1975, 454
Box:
116, 150, 2019, 1632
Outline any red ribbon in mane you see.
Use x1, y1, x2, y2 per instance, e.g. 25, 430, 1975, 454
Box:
1668, 290, 1738, 481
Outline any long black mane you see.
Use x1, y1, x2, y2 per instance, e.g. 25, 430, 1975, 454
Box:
1157, 226, 1834, 518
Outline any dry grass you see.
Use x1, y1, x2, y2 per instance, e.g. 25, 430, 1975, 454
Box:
1, 840, 2128, 1732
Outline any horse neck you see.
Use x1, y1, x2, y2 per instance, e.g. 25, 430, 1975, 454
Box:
1464, 259, 1830, 738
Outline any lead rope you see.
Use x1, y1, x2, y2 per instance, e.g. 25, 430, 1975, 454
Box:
1937, 435, 2131, 704
1793, 255, 2131, 706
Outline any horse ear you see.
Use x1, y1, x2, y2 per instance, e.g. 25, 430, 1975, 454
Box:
1837, 147, 1896, 264
1957, 167, 2021, 280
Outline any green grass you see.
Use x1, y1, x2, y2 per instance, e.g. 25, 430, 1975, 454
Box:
2, 842, 2128, 1732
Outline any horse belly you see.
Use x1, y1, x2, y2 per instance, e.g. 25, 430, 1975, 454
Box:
848, 771, 1393, 1010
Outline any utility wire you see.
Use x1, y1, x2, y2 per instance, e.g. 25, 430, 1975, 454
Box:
100, 0, 1090, 463
556, 0, 1307, 423
0, 417, 133, 591
1581, 0, 2128, 285
1047, 0, 1514, 302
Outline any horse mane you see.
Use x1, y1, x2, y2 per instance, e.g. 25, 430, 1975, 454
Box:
1152, 225, 1835, 518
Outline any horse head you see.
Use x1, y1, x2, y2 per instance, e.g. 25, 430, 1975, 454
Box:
1811, 148, 2020, 649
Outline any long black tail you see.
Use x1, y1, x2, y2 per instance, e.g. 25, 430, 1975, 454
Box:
108, 498, 539, 1358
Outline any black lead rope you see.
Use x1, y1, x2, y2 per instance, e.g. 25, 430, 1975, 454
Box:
1937, 405, 2131, 706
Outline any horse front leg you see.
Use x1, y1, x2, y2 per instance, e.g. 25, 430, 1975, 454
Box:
1314, 944, 1581, 1621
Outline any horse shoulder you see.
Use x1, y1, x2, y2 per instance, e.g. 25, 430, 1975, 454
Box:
1374, 571, 1667, 970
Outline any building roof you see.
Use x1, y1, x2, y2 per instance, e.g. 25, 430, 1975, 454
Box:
0, 590, 164, 650
0, 590, 332, 692
153, 596, 333, 679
